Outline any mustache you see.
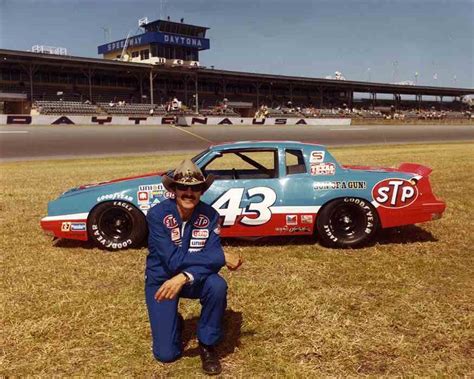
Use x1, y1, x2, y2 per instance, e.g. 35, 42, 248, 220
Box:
181, 194, 197, 200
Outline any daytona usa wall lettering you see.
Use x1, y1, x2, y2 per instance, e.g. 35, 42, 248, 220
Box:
212, 187, 277, 226
372, 179, 418, 208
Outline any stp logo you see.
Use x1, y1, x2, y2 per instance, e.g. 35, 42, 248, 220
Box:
163, 214, 178, 229
372, 179, 418, 208
194, 214, 210, 228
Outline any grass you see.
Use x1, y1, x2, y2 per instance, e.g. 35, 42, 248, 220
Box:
1, 142, 473, 376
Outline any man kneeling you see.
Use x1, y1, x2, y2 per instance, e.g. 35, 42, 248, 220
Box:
145, 159, 242, 375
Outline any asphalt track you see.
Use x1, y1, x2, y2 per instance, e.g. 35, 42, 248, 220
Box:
0, 123, 473, 161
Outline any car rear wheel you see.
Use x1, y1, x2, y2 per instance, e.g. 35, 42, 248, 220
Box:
316, 197, 379, 248
88, 201, 147, 251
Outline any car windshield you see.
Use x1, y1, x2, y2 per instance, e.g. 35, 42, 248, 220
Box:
191, 148, 209, 163
164, 148, 209, 176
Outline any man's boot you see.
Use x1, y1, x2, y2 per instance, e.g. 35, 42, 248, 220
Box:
198, 342, 222, 375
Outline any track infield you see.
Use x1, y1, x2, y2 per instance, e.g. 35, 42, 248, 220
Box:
1, 142, 473, 376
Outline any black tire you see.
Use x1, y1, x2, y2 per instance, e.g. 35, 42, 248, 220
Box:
88, 201, 147, 251
316, 197, 379, 248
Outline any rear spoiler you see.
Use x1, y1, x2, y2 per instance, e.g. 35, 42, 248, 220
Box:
398, 163, 432, 177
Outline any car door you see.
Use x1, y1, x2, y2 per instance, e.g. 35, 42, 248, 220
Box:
200, 148, 283, 237
271, 147, 319, 235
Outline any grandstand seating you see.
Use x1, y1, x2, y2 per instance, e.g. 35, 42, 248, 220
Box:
98, 102, 166, 116
35, 101, 101, 115
200, 107, 240, 117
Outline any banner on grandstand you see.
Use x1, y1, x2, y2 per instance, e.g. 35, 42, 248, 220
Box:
176, 116, 352, 126
0, 115, 351, 126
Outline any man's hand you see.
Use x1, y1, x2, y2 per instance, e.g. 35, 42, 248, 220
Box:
155, 273, 188, 301
224, 251, 243, 271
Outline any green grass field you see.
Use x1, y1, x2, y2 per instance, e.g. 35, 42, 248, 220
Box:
1, 142, 473, 376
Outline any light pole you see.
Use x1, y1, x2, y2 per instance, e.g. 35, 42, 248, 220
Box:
414, 72, 418, 85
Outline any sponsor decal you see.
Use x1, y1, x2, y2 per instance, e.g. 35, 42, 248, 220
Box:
192, 229, 209, 239
190, 239, 206, 248
138, 184, 165, 192
286, 215, 298, 225
70, 222, 86, 232
164, 191, 175, 199
137, 191, 149, 202
275, 226, 311, 233
171, 228, 181, 241
311, 162, 336, 176
97, 191, 133, 202
372, 179, 418, 209
310, 151, 325, 163
189, 248, 203, 253
301, 215, 313, 224
61, 222, 71, 232
139, 204, 151, 210
313, 181, 367, 190
194, 214, 210, 228
163, 214, 178, 229
137, 184, 168, 207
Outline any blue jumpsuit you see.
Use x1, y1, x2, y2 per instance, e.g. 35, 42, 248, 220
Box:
145, 199, 227, 362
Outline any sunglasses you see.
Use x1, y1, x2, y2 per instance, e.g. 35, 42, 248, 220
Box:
175, 183, 204, 192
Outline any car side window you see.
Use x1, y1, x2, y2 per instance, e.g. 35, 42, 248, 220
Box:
203, 150, 277, 180
285, 149, 306, 175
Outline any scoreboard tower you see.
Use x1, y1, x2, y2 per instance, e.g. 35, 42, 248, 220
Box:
97, 18, 210, 68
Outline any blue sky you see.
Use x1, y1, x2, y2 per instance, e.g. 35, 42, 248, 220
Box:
0, 0, 473, 88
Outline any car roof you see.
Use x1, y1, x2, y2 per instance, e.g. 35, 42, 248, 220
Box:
209, 140, 325, 151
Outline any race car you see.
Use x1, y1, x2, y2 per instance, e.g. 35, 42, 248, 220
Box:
41, 141, 445, 250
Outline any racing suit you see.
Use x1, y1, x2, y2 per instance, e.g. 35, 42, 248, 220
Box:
145, 199, 226, 362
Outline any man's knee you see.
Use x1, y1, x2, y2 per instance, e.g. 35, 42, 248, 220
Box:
153, 348, 181, 363
204, 274, 228, 299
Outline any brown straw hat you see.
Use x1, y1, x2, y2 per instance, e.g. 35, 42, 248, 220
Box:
162, 159, 215, 193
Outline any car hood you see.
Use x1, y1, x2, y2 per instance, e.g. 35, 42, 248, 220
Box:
61, 171, 168, 197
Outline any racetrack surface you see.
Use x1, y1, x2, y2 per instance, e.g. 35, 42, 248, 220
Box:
1, 123, 473, 161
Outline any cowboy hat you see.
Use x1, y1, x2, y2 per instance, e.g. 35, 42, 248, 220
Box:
162, 159, 215, 193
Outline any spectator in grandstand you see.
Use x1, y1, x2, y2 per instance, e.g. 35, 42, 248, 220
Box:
149, 108, 155, 116
171, 97, 181, 111
144, 160, 242, 375
222, 98, 228, 110
109, 100, 115, 107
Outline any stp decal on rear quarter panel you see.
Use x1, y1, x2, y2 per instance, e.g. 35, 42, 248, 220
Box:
372, 178, 418, 208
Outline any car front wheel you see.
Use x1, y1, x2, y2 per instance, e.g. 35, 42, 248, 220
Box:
316, 197, 379, 248
88, 201, 147, 251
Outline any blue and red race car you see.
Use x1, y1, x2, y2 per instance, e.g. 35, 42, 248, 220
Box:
41, 141, 446, 249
